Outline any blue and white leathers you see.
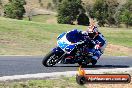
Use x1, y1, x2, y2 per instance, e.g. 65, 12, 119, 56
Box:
91, 33, 107, 60
94, 33, 107, 53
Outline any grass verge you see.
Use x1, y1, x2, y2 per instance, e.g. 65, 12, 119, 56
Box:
0, 77, 86, 88
0, 76, 132, 88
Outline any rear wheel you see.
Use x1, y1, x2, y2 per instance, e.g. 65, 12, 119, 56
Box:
42, 51, 60, 67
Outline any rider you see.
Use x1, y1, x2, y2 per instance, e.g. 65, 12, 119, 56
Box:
82, 24, 107, 65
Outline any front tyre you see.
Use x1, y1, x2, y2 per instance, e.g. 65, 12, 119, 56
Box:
42, 51, 59, 67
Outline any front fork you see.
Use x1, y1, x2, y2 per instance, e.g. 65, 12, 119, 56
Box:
52, 47, 66, 63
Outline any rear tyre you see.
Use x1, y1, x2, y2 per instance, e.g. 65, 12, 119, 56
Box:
42, 51, 59, 67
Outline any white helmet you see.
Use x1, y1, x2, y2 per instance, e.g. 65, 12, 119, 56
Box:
87, 25, 99, 39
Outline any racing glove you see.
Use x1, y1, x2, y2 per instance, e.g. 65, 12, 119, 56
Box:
94, 44, 101, 49
94, 40, 101, 50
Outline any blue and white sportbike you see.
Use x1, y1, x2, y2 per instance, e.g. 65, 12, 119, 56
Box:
42, 29, 95, 67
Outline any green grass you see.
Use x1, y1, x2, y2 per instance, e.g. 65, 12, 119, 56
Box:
99, 27, 132, 47
24, 15, 132, 48
0, 17, 86, 55
23, 14, 57, 23
0, 17, 132, 55
0, 77, 86, 88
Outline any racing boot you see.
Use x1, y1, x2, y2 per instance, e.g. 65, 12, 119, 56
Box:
91, 58, 97, 66
91, 56, 97, 66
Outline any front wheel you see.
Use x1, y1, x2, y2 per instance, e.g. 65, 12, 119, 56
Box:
42, 51, 60, 67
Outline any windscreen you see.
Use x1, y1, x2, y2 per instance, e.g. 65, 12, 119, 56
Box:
66, 29, 84, 43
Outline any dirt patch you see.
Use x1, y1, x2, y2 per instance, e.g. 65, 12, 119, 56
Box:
46, 17, 57, 24
0, 39, 14, 45
105, 43, 132, 56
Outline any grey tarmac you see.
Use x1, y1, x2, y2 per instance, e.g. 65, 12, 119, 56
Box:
0, 56, 132, 77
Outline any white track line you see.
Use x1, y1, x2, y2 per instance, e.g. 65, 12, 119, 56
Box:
0, 67, 132, 82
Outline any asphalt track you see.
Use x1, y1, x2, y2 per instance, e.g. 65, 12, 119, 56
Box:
0, 56, 132, 77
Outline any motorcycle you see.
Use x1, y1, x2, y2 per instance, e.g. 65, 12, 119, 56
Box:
42, 29, 95, 67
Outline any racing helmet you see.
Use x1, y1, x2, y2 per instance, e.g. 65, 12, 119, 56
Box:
87, 25, 98, 39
